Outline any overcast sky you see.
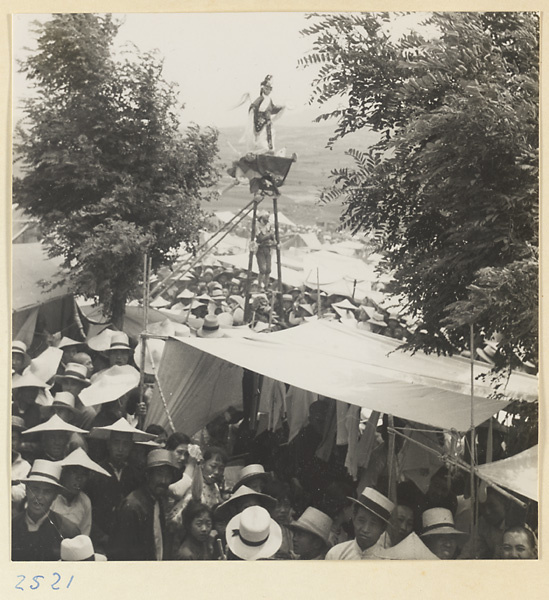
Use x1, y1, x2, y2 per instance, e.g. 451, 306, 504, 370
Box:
13, 12, 432, 130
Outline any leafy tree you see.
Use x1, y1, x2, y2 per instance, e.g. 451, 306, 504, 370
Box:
299, 12, 539, 369
14, 14, 220, 328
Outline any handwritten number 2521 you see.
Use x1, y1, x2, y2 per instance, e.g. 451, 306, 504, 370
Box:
15, 574, 74, 591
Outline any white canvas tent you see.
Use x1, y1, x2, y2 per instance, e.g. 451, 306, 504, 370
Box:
147, 320, 536, 435
476, 445, 538, 501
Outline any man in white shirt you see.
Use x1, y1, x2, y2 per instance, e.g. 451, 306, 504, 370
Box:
325, 487, 394, 560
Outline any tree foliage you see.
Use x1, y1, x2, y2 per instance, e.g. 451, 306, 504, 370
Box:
299, 12, 539, 367
14, 14, 220, 327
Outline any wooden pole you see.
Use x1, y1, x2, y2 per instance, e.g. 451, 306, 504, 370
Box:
273, 194, 283, 321
387, 414, 397, 504
244, 200, 259, 323
469, 322, 477, 557
316, 268, 321, 318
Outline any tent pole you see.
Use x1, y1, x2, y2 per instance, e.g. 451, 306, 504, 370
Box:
387, 414, 397, 504
469, 322, 477, 557
272, 194, 283, 321
316, 268, 321, 318
138, 253, 150, 429
244, 199, 259, 323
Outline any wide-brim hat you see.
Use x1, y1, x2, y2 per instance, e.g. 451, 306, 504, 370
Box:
177, 289, 195, 300
25, 347, 63, 384
60, 535, 107, 561
60, 448, 111, 477
290, 506, 333, 546
106, 331, 132, 352
197, 315, 225, 338
229, 295, 245, 309
79, 365, 140, 407
233, 464, 269, 492
55, 362, 91, 387
420, 508, 468, 538
376, 532, 439, 560
226, 506, 282, 561
332, 299, 357, 311
211, 289, 226, 300
89, 417, 155, 442
57, 336, 85, 350
51, 391, 77, 413
19, 459, 66, 490
22, 414, 88, 436
215, 485, 276, 521
12, 371, 49, 390
86, 328, 116, 353
348, 487, 395, 524
367, 311, 388, 328
12, 340, 31, 368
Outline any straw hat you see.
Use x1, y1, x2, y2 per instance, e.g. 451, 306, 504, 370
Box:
12, 340, 31, 368
197, 315, 225, 339
19, 459, 65, 490
196, 293, 212, 303
376, 532, 439, 560
420, 508, 468, 538
26, 346, 63, 384
332, 299, 357, 311
79, 365, 140, 407
89, 417, 155, 442
290, 507, 333, 546
55, 363, 91, 387
187, 316, 204, 332
57, 337, 84, 350
176, 289, 195, 300
12, 371, 48, 390
226, 506, 282, 561
233, 464, 269, 492
22, 414, 88, 436
348, 487, 395, 524
86, 328, 116, 352
51, 391, 77, 413
106, 332, 131, 352
211, 288, 226, 301
215, 485, 276, 520
60, 448, 111, 477
60, 535, 106, 561
367, 311, 388, 328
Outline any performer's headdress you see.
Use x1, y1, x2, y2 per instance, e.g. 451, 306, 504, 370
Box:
260, 75, 273, 90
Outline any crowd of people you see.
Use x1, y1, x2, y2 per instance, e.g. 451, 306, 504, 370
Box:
11, 261, 537, 562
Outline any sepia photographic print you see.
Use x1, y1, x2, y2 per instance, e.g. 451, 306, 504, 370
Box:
9, 8, 540, 587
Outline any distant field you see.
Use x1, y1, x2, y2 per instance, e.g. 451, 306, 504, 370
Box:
211, 123, 379, 228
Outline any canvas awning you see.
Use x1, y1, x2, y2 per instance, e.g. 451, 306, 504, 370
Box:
147, 320, 537, 435
476, 445, 538, 501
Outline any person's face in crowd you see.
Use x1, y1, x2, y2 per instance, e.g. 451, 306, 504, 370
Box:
214, 516, 228, 537
61, 379, 86, 399
107, 432, 133, 469
108, 349, 131, 367
61, 466, 89, 498
173, 443, 189, 471
261, 83, 272, 96
202, 272, 213, 284
147, 465, 174, 499
62, 346, 78, 365
73, 352, 94, 376
14, 386, 39, 407
481, 491, 506, 527
502, 530, 536, 559
293, 529, 323, 559
25, 481, 58, 521
202, 454, 225, 485
42, 430, 70, 460
388, 505, 414, 545
190, 511, 213, 544
12, 352, 26, 374
230, 284, 240, 295
352, 506, 386, 551
272, 497, 292, 525
424, 534, 459, 560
